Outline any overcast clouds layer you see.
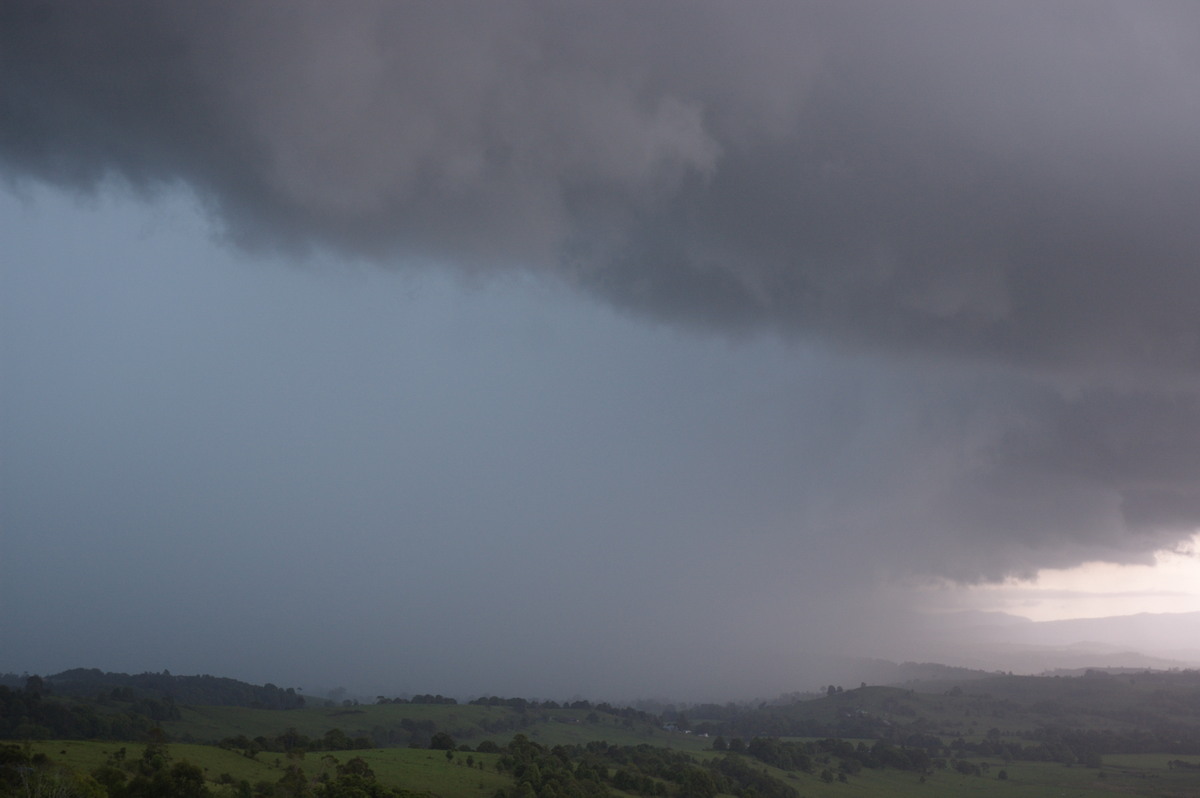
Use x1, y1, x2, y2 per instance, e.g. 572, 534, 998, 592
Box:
4, 2, 1200, 699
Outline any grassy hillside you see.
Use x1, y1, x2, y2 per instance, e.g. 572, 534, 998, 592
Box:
24, 741, 510, 798
163, 702, 682, 751
709, 670, 1200, 743
166, 702, 520, 744
12, 668, 1200, 797
23, 734, 1200, 797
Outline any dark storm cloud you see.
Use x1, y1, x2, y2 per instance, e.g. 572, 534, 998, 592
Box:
6, 1, 1200, 369
995, 391, 1200, 535
6, 0, 1200, 592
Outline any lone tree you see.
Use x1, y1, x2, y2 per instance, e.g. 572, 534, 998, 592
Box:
429, 732, 456, 750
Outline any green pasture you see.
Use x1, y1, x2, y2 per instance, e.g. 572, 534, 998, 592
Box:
522, 720, 711, 752
163, 702, 669, 751
25, 741, 280, 786
792, 757, 1200, 798
24, 739, 1200, 797
786, 685, 1116, 740
306, 748, 509, 798
25, 741, 510, 797
694, 748, 1200, 798
739, 676, 1200, 744
166, 702, 524, 743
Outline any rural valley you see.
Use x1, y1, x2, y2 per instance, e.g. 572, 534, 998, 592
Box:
6, 665, 1200, 797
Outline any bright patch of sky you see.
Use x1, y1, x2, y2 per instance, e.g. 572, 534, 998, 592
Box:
936, 532, 1200, 622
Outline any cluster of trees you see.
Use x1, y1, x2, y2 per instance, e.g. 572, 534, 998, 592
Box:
717, 735, 932, 778
257, 756, 430, 798
483, 735, 610, 798
467, 697, 654, 723
371, 693, 461, 705
949, 724, 1200, 764
714, 726, 1140, 775
319, 710, 540, 748
3, 740, 431, 798
367, 715, 503, 748
1, 669, 305, 710
218, 727, 375, 756
407, 694, 455, 705
693, 690, 898, 740
469, 697, 544, 709
707, 755, 799, 798
0, 680, 172, 741
84, 733, 210, 798
683, 672, 1200, 743
218, 723, 494, 754
717, 710, 888, 740
373, 693, 458, 705
1, 743, 106, 798
486, 736, 807, 798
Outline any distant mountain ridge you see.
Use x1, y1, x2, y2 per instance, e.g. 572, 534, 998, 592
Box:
915, 609, 1200, 675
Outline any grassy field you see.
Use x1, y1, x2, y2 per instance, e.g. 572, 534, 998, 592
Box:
26, 741, 510, 797
301, 748, 509, 798
26, 740, 1200, 797
745, 756, 1200, 798
18, 668, 1200, 797
26, 741, 280, 787
809, 673, 1200, 740
163, 702, 674, 750
522, 720, 713, 752
166, 702, 523, 743
700, 673, 1200, 747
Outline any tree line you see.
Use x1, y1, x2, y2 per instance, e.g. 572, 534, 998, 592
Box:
2, 670, 305, 711
0, 679, 174, 741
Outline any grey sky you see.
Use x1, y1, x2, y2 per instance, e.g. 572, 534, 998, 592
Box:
4, 2, 1200, 700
